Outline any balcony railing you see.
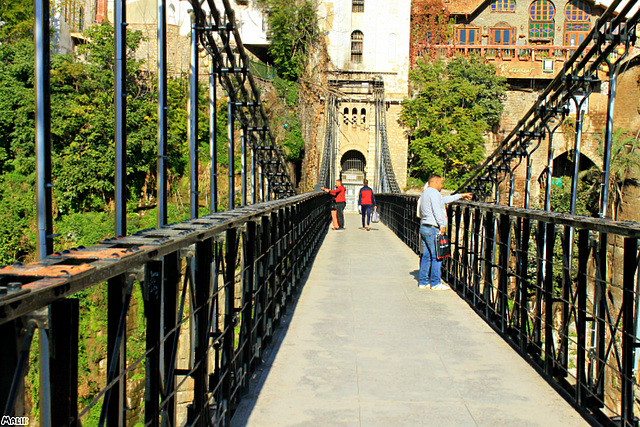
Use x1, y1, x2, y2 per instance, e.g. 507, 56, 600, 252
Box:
424, 45, 581, 62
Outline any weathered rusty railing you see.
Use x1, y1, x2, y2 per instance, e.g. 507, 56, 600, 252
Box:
0, 193, 330, 426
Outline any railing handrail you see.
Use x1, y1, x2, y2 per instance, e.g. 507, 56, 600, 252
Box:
376, 193, 640, 237
0, 192, 326, 326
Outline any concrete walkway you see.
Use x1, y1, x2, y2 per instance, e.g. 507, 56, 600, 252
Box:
231, 213, 587, 426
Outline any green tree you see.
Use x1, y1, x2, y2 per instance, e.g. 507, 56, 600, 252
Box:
400, 55, 507, 188
259, 0, 319, 81
0, 1, 33, 41
51, 22, 160, 213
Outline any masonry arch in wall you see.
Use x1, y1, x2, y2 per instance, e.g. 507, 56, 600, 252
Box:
340, 150, 367, 211
550, 150, 598, 178
531, 150, 599, 205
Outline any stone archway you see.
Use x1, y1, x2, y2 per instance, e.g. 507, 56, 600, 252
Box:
550, 151, 598, 178
340, 150, 367, 211
533, 150, 600, 211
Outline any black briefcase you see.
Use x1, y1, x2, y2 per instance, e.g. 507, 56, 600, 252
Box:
436, 234, 451, 260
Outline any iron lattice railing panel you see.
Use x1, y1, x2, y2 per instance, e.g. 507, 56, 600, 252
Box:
373, 81, 401, 194
376, 193, 640, 426
0, 193, 331, 426
319, 94, 338, 189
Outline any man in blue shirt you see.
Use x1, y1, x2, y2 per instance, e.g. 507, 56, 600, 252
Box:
418, 175, 472, 290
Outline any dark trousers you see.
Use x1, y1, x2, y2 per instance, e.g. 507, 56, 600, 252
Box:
361, 205, 372, 227
335, 202, 346, 229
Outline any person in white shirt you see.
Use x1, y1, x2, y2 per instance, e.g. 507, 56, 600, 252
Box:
418, 175, 472, 290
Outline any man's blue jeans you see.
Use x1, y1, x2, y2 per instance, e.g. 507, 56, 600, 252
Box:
419, 225, 441, 288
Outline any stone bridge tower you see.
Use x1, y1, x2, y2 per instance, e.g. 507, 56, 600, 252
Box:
317, 0, 410, 209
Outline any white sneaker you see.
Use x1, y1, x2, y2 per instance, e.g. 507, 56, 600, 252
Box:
418, 285, 429, 289
431, 284, 451, 291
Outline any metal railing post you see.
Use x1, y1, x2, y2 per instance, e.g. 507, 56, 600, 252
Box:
228, 100, 235, 210
143, 261, 162, 427
35, 0, 53, 258
222, 228, 237, 423
576, 229, 588, 407
241, 127, 247, 206
190, 22, 199, 219
210, 62, 218, 213
114, 0, 127, 235
158, 0, 168, 226
621, 237, 638, 425
49, 300, 79, 427
194, 239, 212, 425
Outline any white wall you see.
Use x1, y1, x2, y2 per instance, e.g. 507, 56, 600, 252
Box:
318, 0, 411, 98
105, 0, 192, 35
221, 0, 269, 46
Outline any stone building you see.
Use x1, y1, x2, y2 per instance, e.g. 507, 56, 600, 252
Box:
233, 0, 412, 208
53, 0, 193, 75
317, 0, 411, 207
420, 0, 640, 208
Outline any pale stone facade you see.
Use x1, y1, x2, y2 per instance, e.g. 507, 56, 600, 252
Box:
318, 0, 411, 98
53, 0, 193, 75
317, 0, 411, 199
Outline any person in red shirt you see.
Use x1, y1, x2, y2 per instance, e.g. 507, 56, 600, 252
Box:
322, 179, 346, 230
358, 179, 376, 231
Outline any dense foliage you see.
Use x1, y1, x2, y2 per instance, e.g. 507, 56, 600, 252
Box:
272, 78, 305, 160
0, 17, 234, 263
258, 0, 319, 81
410, 0, 452, 66
400, 55, 507, 188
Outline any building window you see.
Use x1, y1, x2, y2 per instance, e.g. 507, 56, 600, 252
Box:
529, 0, 555, 39
353, 0, 364, 13
564, 0, 590, 46
343, 108, 350, 125
352, 108, 358, 125
565, 0, 590, 20
361, 108, 366, 124
490, 23, 516, 45
455, 26, 480, 45
78, 7, 84, 32
351, 31, 363, 63
490, 0, 516, 12
263, 11, 273, 39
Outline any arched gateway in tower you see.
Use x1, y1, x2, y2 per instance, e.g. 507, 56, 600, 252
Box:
341, 150, 367, 211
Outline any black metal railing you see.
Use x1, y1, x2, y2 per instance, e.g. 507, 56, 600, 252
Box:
0, 192, 330, 426
377, 193, 640, 426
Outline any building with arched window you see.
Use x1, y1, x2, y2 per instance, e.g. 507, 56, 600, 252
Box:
411, 0, 637, 208
529, 0, 556, 39
350, 31, 364, 64
315, 0, 411, 202
564, 0, 592, 46
429, 0, 608, 79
